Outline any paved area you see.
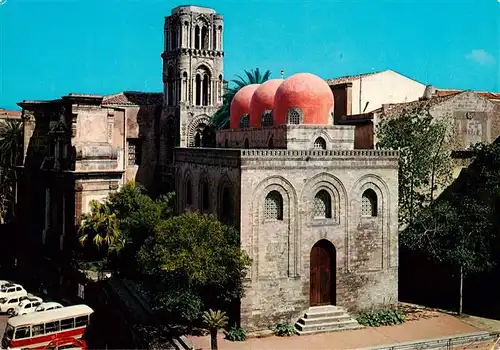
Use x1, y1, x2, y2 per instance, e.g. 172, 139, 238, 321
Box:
188, 313, 480, 350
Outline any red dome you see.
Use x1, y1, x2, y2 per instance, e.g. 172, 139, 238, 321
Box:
273, 73, 334, 126
229, 84, 260, 129
249, 79, 284, 128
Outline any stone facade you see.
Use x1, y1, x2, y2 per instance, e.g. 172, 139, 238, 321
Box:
16, 92, 162, 254
175, 146, 399, 331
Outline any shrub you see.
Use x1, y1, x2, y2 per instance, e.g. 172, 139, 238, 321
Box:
273, 323, 297, 337
225, 326, 247, 341
356, 308, 406, 327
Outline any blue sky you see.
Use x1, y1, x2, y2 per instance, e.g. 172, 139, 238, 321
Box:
0, 0, 498, 110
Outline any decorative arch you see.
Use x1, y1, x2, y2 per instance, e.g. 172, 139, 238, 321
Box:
183, 169, 194, 208
198, 172, 212, 212
309, 130, 334, 149
350, 174, 393, 271
187, 114, 211, 147
217, 175, 234, 225
251, 175, 299, 279
301, 173, 347, 225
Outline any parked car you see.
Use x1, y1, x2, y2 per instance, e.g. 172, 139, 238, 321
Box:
0, 280, 13, 289
45, 336, 87, 350
35, 302, 63, 313
0, 283, 27, 299
12, 295, 43, 316
0, 295, 28, 314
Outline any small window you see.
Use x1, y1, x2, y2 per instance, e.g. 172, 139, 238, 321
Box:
264, 190, 284, 220
261, 110, 273, 127
239, 114, 250, 129
186, 179, 193, 205
45, 321, 60, 334
60, 318, 74, 330
24, 303, 31, 308
313, 137, 327, 150
75, 316, 89, 328
127, 138, 142, 166
32, 324, 44, 336
313, 190, 332, 218
8, 298, 18, 304
7, 288, 14, 293
15, 287, 21, 291
14, 327, 30, 339
287, 108, 302, 124
361, 189, 378, 217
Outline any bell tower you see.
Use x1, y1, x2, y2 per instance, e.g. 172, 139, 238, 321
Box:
162, 5, 224, 155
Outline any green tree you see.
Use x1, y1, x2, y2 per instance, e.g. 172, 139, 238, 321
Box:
402, 140, 500, 315
137, 212, 251, 324
0, 119, 23, 223
209, 68, 271, 130
376, 107, 454, 229
202, 309, 228, 350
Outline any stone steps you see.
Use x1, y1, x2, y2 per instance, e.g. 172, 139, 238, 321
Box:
294, 305, 363, 335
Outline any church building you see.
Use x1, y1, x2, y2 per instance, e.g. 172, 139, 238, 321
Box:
165, 6, 399, 331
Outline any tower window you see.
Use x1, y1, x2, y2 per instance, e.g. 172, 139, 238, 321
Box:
239, 114, 250, 129
287, 108, 302, 124
313, 137, 327, 150
261, 110, 273, 127
194, 25, 200, 49
201, 26, 209, 50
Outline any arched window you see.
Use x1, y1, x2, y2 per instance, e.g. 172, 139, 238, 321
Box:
195, 74, 201, 106
218, 74, 223, 102
239, 114, 249, 128
261, 110, 273, 127
186, 179, 193, 206
200, 180, 210, 211
264, 190, 283, 220
314, 137, 327, 150
194, 25, 200, 49
201, 26, 208, 49
167, 66, 175, 106
244, 138, 249, 149
313, 190, 332, 218
171, 28, 177, 50
268, 136, 274, 149
287, 108, 302, 124
220, 186, 232, 223
202, 75, 210, 106
182, 72, 188, 101
361, 189, 378, 217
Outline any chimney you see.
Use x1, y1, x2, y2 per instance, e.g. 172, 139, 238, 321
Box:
345, 82, 352, 116
422, 85, 436, 100
331, 82, 352, 124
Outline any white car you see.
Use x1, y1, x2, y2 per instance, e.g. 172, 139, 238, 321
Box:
35, 302, 63, 313
0, 283, 27, 301
0, 295, 28, 314
0, 280, 13, 289
12, 296, 43, 316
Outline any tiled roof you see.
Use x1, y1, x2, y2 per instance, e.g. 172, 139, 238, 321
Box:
0, 108, 22, 119
436, 89, 500, 100
102, 91, 163, 106
376, 94, 459, 119
326, 71, 382, 85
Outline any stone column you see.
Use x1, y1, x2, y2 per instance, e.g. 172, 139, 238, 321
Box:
200, 76, 204, 106
198, 28, 202, 49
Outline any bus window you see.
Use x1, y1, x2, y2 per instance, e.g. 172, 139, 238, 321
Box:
45, 321, 60, 334
14, 327, 30, 339
75, 316, 89, 327
32, 324, 44, 336
60, 318, 74, 330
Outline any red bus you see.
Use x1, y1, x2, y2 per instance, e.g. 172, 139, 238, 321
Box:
1, 304, 94, 349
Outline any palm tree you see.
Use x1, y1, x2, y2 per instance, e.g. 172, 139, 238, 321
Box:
209, 68, 271, 130
202, 309, 228, 350
78, 200, 122, 252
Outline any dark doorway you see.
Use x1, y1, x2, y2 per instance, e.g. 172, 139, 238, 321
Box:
310, 239, 336, 306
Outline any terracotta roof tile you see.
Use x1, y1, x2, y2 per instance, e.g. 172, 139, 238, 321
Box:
102, 91, 163, 106
0, 108, 22, 119
436, 89, 500, 100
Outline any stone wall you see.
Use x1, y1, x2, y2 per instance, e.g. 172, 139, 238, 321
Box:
216, 125, 355, 150
175, 148, 399, 331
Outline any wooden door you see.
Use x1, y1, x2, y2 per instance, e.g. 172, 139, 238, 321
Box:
310, 241, 335, 306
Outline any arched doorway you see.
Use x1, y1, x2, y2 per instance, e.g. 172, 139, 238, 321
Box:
310, 239, 336, 306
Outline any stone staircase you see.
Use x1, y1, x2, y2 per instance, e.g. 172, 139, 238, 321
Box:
294, 305, 363, 335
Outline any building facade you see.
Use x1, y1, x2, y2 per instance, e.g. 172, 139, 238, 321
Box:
16, 92, 162, 254
174, 72, 399, 331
